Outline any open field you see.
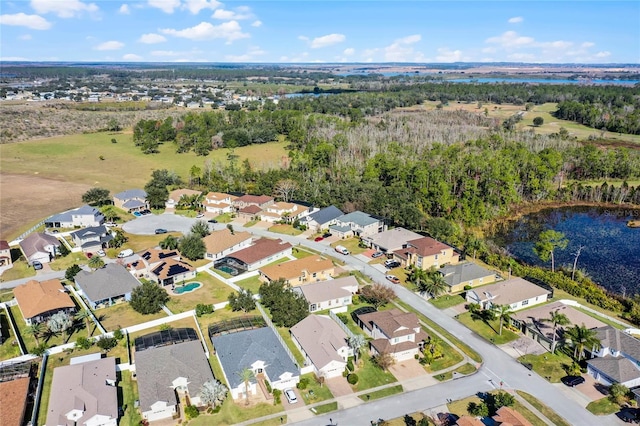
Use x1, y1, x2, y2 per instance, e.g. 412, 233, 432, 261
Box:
0, 133, 288, 240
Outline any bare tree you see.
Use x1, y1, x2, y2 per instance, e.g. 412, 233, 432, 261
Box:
274, 179, 298, 202
571, 245, 585, 281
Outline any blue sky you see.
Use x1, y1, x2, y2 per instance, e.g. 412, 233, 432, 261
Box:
0, 1, 638, 63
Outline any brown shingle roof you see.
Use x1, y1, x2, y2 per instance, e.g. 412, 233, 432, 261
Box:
229, 238, 292, 265
492, 406, 533, 426
168, 188, 201, 201
456, 416, 485, 426
405, 236, 451, 257
203, 229, 252, 255
235, 194, 274, 205
357, 309, 421, 339
13, 279, 75, 319
239, 205, 263, 214
18, 232, 60, 259
260, 255, 334, 282
0, 377, 30, 426
0, 240, 10, 250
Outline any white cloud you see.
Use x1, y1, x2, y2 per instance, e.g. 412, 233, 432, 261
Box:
542, 40, 573, 49
508, 16, 523, 23
160, 21, 249, 43
0, 13, 51, 30
119, 4, 130, 14
251, 20, 262, 27
138, 33, 167, 44
486, 31, 534, 47
435, 47, 463, 62
20, 34, 33, 40
95, 40, 124, 50
1, 56, 29, 61
212, 8, 252, 20
31, 0, 99, 18
147, 0, 181, 14
343, 48, 355, 56
183, 0, 221, 14
595, 51, 611, 58
396, 34, 421, 44
226, 46, 266, 61
382, 34, 423, 61
581, 42, 595, 48
310, 33, 345, 48
123, 53, 142, 60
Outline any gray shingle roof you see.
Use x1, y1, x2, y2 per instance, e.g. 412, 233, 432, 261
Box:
19, 232, 60, 258
308, 206, 343, 226
70, 225, 109, 240
439, 262, 494, 288
337, 211, 379, 227
135, 339, 214, 412
75, 263, 141, 303
595, 326, 640, 362
294, 276, 358, 305
211, 327, 298, 389
587, 355, 640, 384
114, 189, 147, 200
122, 199, 146, 209
363, 227, 422, 251
46, 205, 101, 223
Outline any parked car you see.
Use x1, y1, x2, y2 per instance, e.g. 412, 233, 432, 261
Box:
155, 228, 168, 234
386, 275, 400, 284
384, 259, 400, 269
118, 249, 134, 258
561, 375, 585, 387
284, 388, 298, 404
335, 245, 350, 255
32, 261, 43, 270
141, 209, 151, 215
372, 251, 384, 258
208, 219, 218, 223
96, 249, 106, 257
322, 232, 332, 238
314, 236, 324, 242
196, 213, 205, 218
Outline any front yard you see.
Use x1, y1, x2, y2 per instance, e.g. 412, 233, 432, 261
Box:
518, 351, 575, 383
267, 224, 303, 236
0, 259, 36, 281
351, 354, 398, 392
456, 311, 520, 345
164, 273, 231, 313
330, 238, 367, 255
430, 294, 466, 309
586, 397, 622, 415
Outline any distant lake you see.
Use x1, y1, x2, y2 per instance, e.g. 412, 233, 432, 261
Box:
492, 206, 640, 296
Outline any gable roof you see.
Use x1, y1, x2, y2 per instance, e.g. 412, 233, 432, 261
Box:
239, 205, 263, 214
337, 211, 379, 227
46, 357, 118, 426
114, 189, 146, 200
151, 258, 194, 280
70, 225, 109, 241
364, 227, 422, 251
492, 406, 533, 426
228, 238, 292, 265
439, 262, 494, 287
46, 205, 101, 223
595, 326, 640, 361
511, 301, 606, 339
357, 308, 420, 339
135, 339, 214, 412
139, 248, 180, 265
205, 191, 236, 201
168, 188, 201, 201
0, 240, 10, 250
14, 279, 74, 319
587, 356, 640, 384
203, 229, 252, 255
308, 206, 344, 225
234, 194, 274, 205
294, 276, 359, 304
468, 277, 550, 306
403, 236, 452, 257
290, 315, 348, 370
75, 263, 141, 302
0, 377, 30, 426
19, 232, 60, 258
211, 327, 298, 389
259, 255, 333, 282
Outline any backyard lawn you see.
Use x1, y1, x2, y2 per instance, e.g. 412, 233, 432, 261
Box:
164, 273, 231, 313
457, 311, 520, 345
276, 326, 305, 366
119, 370, 143, 426
0, 310, 22, 360
518, 351, 575, 383
235, 275, 264, 294
97, 302, 166, 331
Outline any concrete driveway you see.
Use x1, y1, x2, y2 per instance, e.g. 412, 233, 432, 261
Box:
325, 376, 353, 397
389, 359, 428, 382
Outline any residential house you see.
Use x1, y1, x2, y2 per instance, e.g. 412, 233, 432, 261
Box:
0, 377, 30, 426
237, 204, 263, 221
456, 416, 485, 426
492, 406, 533, 426
150, 258, 196, 286
355, 308, 429, 361
0, 240, 13, 272
361, 227, 422, 253
70, 225, 113, 253
293, 276, 359, 313
203, 192, 237, 215
203, 228, 252, 261
222, 238, 293, 272
465, 277, 551, 312
18, 232, 60, 265
330, 211, 386, 238
232, 194, 274, 210
46, 356, 118, 426
211, 327, 299, 400
113, 188, 148, 212
392, 236, 459, 270
439, 262, 497, 293
302, 205, 344, 232
259, 202, 309, 223
165, 189, 202, 210
45, 205, 104, 228
135, 339, 215, 422
587, 326, 640, 387
259, 255, 335, 286
75, 263, 141, 309
290, 315, 353, 379
13, 279, 75, 325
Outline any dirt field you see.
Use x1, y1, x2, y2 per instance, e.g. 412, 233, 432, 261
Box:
0, 173, 91, 240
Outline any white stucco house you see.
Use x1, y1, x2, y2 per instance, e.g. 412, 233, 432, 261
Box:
587, 326, 640, 387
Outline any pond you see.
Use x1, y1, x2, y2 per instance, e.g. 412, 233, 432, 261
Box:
491, 206, 640, 296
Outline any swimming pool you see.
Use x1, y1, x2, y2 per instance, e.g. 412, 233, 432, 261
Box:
173, 282, 202, 294
217, 265, 240, 276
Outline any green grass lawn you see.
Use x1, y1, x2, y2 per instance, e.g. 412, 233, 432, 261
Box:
435, 363, 477, 381
423, 339, 464, 373
0, 311, 22, 360
119, 370, 142, 426
516, 391, 572, 426
518, 351, 575, 383
164, 273, 231, 313
291, 247, 316, 259
49, 252, 89, 271
358, 384, 403, 401
0, 259, 36, 281
298, 373, 334, 404
586, 397, 621, 415
188, 398, 282, 426
107, 231, 184, 256
234, 275, 264, 294
457, 312, 520, 345
312, 401, 338, 414
351, 355, 397, 392
214, 213, 234, 223
276, 327, 305, 366
430, 294, 466, 309
0, 289, 15, 302
97, 302, 166, 331
330, 238, 367, 255
267, 224, 303, 236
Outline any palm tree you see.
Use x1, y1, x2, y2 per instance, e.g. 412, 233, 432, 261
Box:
88, 256, 105, 270
545, 310, 571, 354
348, 334, 367, 364
407, 268, 430, 294
159, 235, 179, 250
494, 304, 514, 336
26, 322, 45, 346
75, 309, 93, 337
237, 368, 255, 406
565, 324, 601, 361
424, 271, 448, 298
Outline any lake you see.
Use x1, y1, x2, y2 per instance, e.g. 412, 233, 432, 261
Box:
491, 206, 640, 296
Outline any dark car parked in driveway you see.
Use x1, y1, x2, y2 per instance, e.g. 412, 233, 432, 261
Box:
155, 228, 168, 234
561, 375, 585, 387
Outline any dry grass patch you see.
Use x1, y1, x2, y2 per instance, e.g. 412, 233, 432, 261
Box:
97, 302, 166, 332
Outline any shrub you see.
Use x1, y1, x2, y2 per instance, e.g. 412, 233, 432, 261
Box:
96, 336, 117, 352
336, 313, 349, 324
272, 388, 282, 405
346, 358, 355, 372
463, 285, 473, 291
347, 373, 359, 385
467, 402, 489, 417
342, 369, 349, 378
195, 303, 214, 317
75, 336, 93, 350
113, 329, 124, 340
297, 377, 309, 390
184, 405, 199, 419
265, 380, 272, 393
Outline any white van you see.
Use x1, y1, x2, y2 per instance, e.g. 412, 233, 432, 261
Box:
117, 248, 134, 258
335, 245, 350, 255
284, 388, 297, 404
